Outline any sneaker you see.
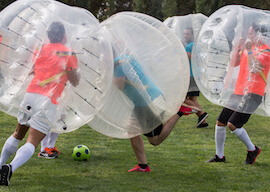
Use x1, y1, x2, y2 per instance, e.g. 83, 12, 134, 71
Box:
197, 123, 209, 128
0, 164, 12, 186
179, 106, 197, 116
207, 154, 226, 162
128, 165, 151, 172
245, 146, 261, 164
38, 147, 58, 159
50, 147, 61, 155
197, 112, 209, 127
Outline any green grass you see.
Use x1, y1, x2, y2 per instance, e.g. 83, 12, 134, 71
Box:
1, 96, 270, 191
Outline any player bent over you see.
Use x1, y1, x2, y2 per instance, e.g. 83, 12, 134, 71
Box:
113, 53, 199, 172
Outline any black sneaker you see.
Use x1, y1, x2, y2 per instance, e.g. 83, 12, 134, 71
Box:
196, 112, 209, 127
207, 154, 226, 162
245, 146, 261, 164
197, 123, 209, 128
0, 164, 12, 186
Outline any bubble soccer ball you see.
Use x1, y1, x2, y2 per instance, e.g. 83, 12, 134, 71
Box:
72, 145, 90, 161
192, 5, 270, 116
87, 12, 189, 139
0, 0, 113, 133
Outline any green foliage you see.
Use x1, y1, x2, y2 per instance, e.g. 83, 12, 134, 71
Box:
0, 0, 16, 11
195, 0, 224, 16
0, 0, 269, 21
1, 95, 270, 191
161, 0, 177, 19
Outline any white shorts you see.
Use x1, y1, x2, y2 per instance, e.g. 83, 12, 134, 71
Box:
17, 93, 57, 135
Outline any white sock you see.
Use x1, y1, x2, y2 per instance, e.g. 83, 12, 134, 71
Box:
10, 142, 35, 172
215, 125, 226, 158
40, 132, 50, 152
232, 127, 255, 151
47, 132, 59, 148
0, 135, 21, 167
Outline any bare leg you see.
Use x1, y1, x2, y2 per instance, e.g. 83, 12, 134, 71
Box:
187, 96, 205, 117
147, 114, 181, 146
130, 135, 147, 164
0, 123, 29, 167
13, 123, 29, 140
26, 127, 46, 148
186, 96, 207, 124
10, 127, 46, 172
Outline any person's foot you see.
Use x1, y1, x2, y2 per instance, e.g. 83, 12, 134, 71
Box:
245, 146, 261, 164
128, 165, 151, 172
0, 164, 12, 186
50, 147, 61, 155
207, 154, 226, 162
197, 123, 209, 128
38, 147, 58, 159
197, 112, 209, 127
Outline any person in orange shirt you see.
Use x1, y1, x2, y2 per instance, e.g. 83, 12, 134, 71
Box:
208, 23, 270, 164
0, 22, 80, 186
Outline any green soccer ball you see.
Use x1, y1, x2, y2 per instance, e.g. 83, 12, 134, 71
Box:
72, 145, 90, 161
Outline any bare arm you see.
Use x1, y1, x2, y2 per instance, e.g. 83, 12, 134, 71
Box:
114, 76, 126, 90
234, 37, 246, 67
186, 52, 192, 60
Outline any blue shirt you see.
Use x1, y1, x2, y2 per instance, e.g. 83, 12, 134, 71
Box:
114, 54, 162, 107
185, 42, 193, 77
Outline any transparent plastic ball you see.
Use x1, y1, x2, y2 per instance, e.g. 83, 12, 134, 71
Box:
0, 0, 113, 132
164, 13, 208, 92
88, 12, 189, 138
192, 5, 270, 116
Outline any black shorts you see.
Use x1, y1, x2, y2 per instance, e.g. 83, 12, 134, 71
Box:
143, 124, 163, 137
133, 106, 162, 135
217, 108, 251, 128
187, 91, 200, 97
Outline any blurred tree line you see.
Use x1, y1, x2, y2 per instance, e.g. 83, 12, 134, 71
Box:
1, 0, 270, 21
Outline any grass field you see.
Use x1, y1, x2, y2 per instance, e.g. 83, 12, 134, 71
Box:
0, 95, 270, 192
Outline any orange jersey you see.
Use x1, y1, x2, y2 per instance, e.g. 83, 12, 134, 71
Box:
27, 43, 78, 104
235, 44, 270, 96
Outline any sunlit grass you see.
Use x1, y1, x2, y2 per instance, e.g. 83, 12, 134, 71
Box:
0, 95, 269, 191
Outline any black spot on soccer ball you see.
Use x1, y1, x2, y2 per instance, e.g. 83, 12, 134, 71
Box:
76, 152, 81, 157
77, 145, 82, 148
85, 149, 89, 154
83, 159, 87, 161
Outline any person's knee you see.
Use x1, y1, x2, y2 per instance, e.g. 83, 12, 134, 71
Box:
148, 137, 161, 146
216, 120, 226, 127
227, 122, 236, 131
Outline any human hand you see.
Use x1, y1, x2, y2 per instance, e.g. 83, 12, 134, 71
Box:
245, 39, 252, 51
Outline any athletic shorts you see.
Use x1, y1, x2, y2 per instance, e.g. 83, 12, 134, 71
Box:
132, 106, 163, 137
187, 91, 200, 97
144, 123, 163, 137
217, 108, 251, 128
17, 93, 57, 135
188, 76, 199, 93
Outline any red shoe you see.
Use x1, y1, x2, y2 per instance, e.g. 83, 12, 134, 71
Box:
50, 147, 61, 155
128, 165, 151, 172
38, 147, 58, 159
179, 106, 197, 115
